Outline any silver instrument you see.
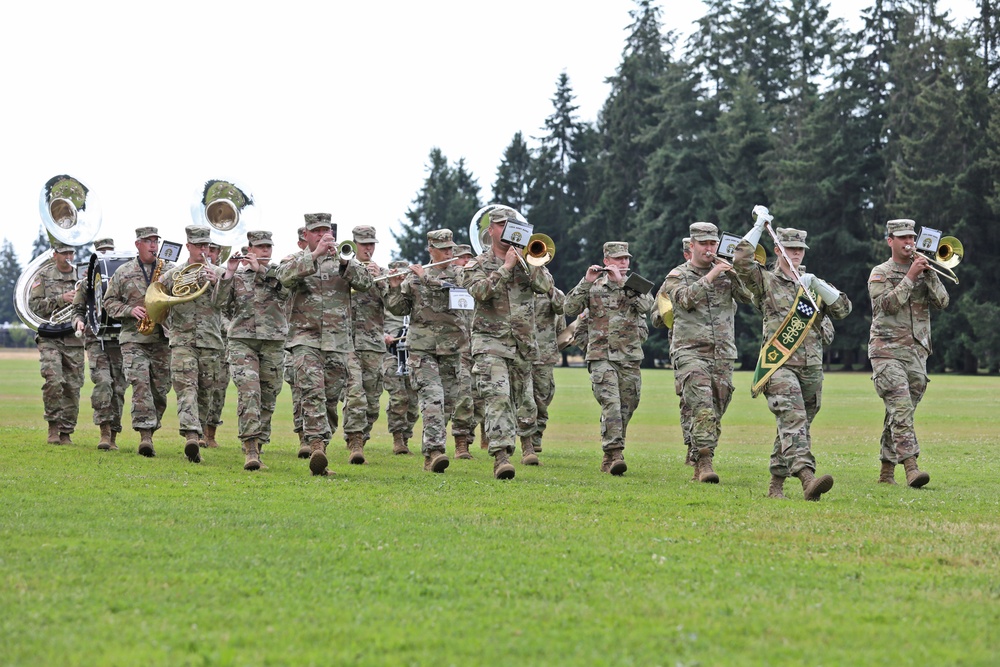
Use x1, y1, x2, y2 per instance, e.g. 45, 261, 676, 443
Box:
189, 178, 256, 261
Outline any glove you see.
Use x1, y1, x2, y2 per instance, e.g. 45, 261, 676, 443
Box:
744, 205, 771, 248
798, 272, 815, 291
811, 276, 840, 304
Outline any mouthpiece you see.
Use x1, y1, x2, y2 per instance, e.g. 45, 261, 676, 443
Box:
903, 244, 914, 251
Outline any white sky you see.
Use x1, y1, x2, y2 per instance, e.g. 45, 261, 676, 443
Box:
0, 0, 978, 267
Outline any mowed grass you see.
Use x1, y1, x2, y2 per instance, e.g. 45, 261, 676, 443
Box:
1, 350, 998, 666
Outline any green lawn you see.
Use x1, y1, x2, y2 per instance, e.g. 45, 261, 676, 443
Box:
1, 352, 998, 666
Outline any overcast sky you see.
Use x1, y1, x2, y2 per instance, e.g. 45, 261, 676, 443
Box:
0, 0, 978, 267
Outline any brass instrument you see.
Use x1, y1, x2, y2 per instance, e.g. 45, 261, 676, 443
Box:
136, 259, 165, 335
337, 240, 358, 262
524, 233, 555, 267
911, 235, 962, 284
190, 179, 256, 262
468, 204, 552, 272
142, 263, 211, 328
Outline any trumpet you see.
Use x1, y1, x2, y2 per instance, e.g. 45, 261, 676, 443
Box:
373, 257, 457, 282
337, 240, 357, 262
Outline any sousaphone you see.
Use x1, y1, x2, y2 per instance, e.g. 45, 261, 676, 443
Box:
189, 178, 257, 261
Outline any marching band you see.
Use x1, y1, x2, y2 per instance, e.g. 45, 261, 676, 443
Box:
16, 175, 957, 495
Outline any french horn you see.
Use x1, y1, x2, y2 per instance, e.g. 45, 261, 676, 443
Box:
142, 263, 212, 327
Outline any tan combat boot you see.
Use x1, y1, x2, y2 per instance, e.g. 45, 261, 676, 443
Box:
767, 475, 786, 499
243, 438, 261, 471
58, 431, 73, 446
109, 429, 119, 450
347, 432, 366, 465
97, 423, 113, 450
600, 451, 613, 473
392, 433, 411, 455
697, 447, 719, 484
296, 431, 311, 459
520, 435, 539, 466
878, 460, 897, 485
308, 439, 334, 476
608, 449, 627, 476
902, 457, 930, 488
423, 450, 450, 473
184, 431, 202, 463
203, 424, 219, 448
47, 423, 61, 445
533, 433, 543, 454
493, 450, 515, 480
796, 468, 834, 501
454, 435, 473, 460
138, 429, 155, 457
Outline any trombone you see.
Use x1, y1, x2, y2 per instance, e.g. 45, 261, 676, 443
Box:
911, 236, 962, 284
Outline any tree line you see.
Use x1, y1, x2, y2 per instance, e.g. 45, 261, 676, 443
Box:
393, 0, 1000, 373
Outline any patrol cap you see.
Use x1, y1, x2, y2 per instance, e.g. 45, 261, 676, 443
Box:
689, 222, 720, 242
603, 241, 632, 258
427, 229, 457, 249
775, 227, 809, 249
304, 213, 334, 234
454, 244, 474, 257
93, 238, 115, 251
388, 260, 409, 270
247, 230, 273, 246
352, 225, 378, 244
297, 226, 306, 242
886, 219, 916, 237
51, 240, 75, 253
488, 206, 518, 224
681, 237, 691, 253
135, 226, 160, 240
185, 225, 212, 244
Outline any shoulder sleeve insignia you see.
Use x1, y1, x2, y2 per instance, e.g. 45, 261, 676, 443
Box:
869, 272, 885, 283
667, 269, 682, 278
464, 261, 478, 270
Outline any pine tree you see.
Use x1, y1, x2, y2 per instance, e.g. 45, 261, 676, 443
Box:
30, 227, 48, 260
0, 239, 22, 325
492, 132, 533, 213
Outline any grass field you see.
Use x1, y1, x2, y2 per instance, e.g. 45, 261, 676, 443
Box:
1, 349, 998, 666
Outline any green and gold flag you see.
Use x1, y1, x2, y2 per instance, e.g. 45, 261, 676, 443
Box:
750, 288, 822, 397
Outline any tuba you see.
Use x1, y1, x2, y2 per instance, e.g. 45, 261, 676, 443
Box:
14, 175, 102, 334
189, 178, 256, 261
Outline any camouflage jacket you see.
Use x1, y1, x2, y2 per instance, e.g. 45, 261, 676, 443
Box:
868, 258, 949, 360
460, 252, 553, 360
385, 264, 468, 354
733, 240, 852, 367
28, 262, 84, 347
278, 250, 373, 352
351, 264, 389, 353
102, 258, 173, 345
219, 263, 288, 341
534, 287, 567, 366
660, 261, 753, 362
159, 261, 227, 349
565, 274, 653, 362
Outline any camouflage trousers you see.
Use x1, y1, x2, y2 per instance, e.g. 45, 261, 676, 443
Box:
341, 352, 367, 440
680, 396, 694, 467
343, 350, 382, 440
763, 365, 823, 477
170, 345, 222, 436
37, 337, 85, 433
382, 352, 418, 438
284, 355, 305, 435
673, 356, 734, 461
228, 338, 284, 444
531, 364, 556, 449
121, 341, 171, 431
291, 345, 349, 445
86, 340, 125, 432
473, 352, 536, 456
872, 356, 928, 464
588, 359, 641, 452
451, 352, 477, 443
409, 351, 463, 455
207, 339, 230, 428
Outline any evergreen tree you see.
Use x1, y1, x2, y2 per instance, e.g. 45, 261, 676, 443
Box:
392, 149, 481, 263
0, 239, 22, 325
30, 227, 48, 260
492, 132, 533, 213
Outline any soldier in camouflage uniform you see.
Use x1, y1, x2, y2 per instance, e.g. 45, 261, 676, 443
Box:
460, 207, 554, 479
278, 214, 373, 476
102, 227, 173, 456
219, 230, 287, 470
70, 238, 126, 450
204, 242, 229, 448
531, 285, 566, 454
869, 219, 949, 488
565, 242, 653, 474
29, 240, 86, 445
382, 265, 419, 455
733, 222, 851, 500
660, 222, 753, 483
343, 225, 389, 448
160, 225, 227, 463
450, 244, 479, 457
386, 229, 469, 472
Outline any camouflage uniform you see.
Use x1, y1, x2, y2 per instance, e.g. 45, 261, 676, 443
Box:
869, 222, 949, 467
160, 247, 227, 443
278, 220, 373, 460
102, 230, 173, 444
383, 307, 419, 443
385, 231, 469, 458
565, 244, 653, 457
461, 244, 553, 459
733, 234, 852, 479
29, 252, 85, 440
219, 235, 288, 452
531, 287, 567, 451
661, 223, 753, 469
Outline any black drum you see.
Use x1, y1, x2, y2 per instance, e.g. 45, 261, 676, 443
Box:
86, 252, 136, 338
